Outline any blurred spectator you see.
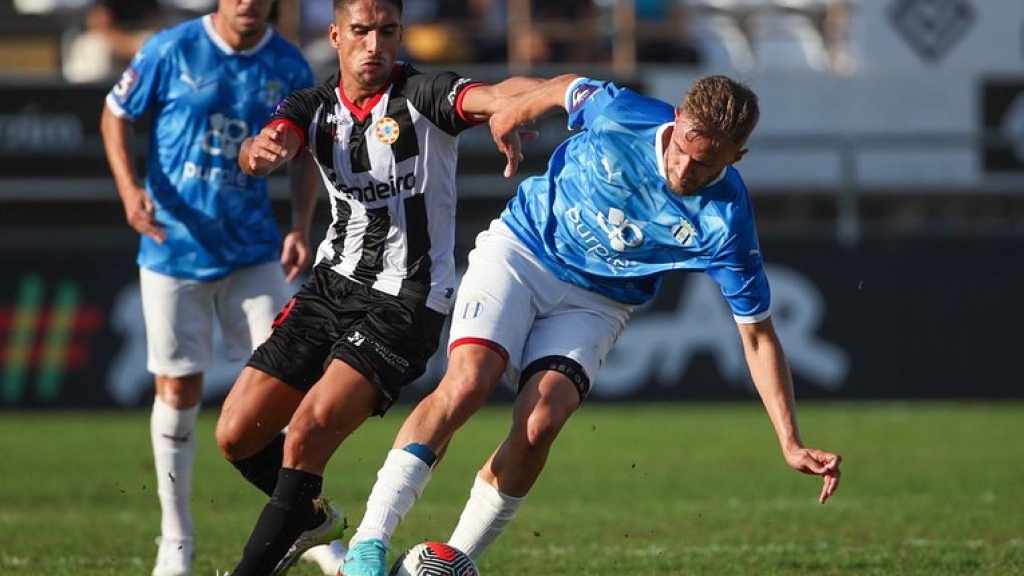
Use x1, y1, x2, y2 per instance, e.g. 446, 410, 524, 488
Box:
13, 0, 90, 14
63, 0, 163, 83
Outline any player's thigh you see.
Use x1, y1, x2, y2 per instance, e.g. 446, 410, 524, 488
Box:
139, 267, 216, 377
217, 261, 290, 360
522, 291, 631, 399
246, 267, 349, 394
449, 228, 550, 370
333, 289, 447, 416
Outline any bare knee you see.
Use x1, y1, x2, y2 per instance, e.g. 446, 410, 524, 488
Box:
433, 368, 499, 424
215, 412, 254, 461
522, 402, 574, 451
155, 374, 202, 409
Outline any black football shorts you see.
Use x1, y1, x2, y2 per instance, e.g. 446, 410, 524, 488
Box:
247, 265, 446, 415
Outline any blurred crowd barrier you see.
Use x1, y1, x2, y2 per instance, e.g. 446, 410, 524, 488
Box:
1, 0, 857, 81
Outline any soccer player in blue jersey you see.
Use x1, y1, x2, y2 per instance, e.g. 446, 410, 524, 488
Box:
339, 74, 843, 575
98, 2, 338, 575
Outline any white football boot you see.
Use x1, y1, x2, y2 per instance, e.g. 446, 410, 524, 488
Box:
270, 502, 347, 576
301, 540, 348, 575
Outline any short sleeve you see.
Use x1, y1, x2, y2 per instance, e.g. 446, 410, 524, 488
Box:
268, 85, 327, 148
403, 71, 484, 136
104, 34, 166, 120
565, 77, 625, 131
706, 222, 772, 323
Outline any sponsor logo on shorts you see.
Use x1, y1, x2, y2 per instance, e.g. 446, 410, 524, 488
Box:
346, 330, 410, 372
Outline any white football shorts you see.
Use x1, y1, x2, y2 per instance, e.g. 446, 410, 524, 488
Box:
449, 219, 632, 387
139, 261, 289, 378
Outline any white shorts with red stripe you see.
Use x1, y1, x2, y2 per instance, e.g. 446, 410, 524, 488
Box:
449, 219, 632, 387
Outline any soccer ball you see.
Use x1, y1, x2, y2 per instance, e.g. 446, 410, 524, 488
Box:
389, 542, 480, 576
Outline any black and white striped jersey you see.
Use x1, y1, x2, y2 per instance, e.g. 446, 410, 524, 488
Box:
271, 63, 484, 313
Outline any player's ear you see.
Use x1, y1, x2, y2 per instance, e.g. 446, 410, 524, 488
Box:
328, 23, 341, 49
732, 148, 748, 164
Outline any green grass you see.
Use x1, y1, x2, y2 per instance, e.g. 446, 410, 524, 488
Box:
1, 402, 1022, 575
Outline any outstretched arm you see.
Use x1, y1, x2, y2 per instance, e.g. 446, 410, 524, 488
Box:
737, 317, 842, 504
461, 74, 582, 177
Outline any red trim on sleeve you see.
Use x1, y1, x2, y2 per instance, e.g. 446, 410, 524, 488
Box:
449, 337, 509, 364
454, 82, 487, 125
267, 118, 307, 149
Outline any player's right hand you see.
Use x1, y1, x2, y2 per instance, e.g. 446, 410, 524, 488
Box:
125, 189, 165, 243
245, 124, 291, 176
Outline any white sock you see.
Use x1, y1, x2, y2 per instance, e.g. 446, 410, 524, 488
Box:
350, 449, 433, 548
150, 397, 199, 542
447, 475, 525, 561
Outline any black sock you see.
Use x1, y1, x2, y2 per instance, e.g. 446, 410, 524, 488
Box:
230, 433, 285, 496
230, 468, 324, 576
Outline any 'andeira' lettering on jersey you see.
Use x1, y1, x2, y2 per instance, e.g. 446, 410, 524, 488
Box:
341, 171, 417, 202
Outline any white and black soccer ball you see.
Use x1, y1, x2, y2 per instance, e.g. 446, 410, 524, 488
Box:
389, 542, 480, 576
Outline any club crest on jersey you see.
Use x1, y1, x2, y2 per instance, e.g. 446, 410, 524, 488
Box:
260, 81, 286, 108
375, 117, 400, 144
671, 218, 696, 247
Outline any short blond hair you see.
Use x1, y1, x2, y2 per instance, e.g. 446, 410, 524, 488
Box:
679, 75, 759, 147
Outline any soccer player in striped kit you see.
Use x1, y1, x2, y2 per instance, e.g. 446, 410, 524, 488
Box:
340, 74, 844, 576
213, 1, 545, 575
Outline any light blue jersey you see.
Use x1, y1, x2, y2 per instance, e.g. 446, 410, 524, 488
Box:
105, 16, 314, 281
502, 78, 770, 321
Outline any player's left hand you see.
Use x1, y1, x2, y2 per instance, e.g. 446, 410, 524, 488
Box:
280, 231, 312, 283
784, 447, 841, 504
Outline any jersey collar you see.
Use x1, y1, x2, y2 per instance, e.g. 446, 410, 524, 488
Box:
202, 14, 274, 56
337, 64, 403, 123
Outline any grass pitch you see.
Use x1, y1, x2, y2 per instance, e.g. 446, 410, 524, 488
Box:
1, 402, 1021, 576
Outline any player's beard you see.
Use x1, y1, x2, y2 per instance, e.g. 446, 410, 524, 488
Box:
666, 174, 695, 196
